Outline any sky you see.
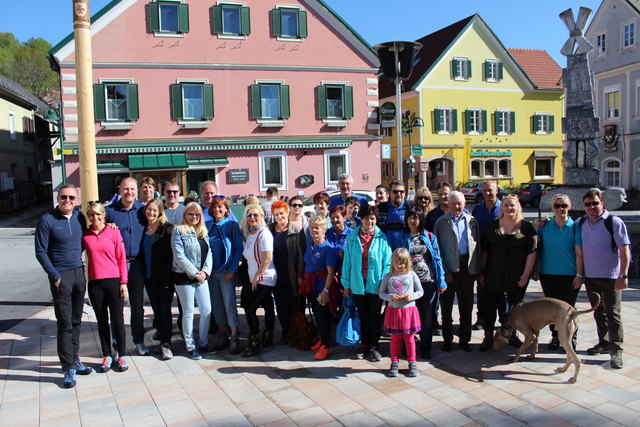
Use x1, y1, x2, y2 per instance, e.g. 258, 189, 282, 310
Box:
0, 0, 603, 66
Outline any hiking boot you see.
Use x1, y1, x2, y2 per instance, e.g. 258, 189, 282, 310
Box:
388, 361, 399, 377
160, 344, 173, 360
408, 362, 418, 377
369, 348, 382, 362
135, 343, 150, 356
587, 342, 609, 355
117, 357, 129, 372
63, 369, 77, 388
74, 360, 93, 375
548, 336, 560, 351
100, 356, 112, 373
229, 336, 241, 355
313, 345, 330, 360
611, 351, 623, 369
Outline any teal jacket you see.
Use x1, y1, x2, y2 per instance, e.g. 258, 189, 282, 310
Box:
342, 225, 391, 295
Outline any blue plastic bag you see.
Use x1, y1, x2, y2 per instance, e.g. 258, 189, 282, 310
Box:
336, 296, 360, 346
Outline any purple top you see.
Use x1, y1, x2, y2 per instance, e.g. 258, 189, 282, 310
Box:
581, 211, 630, 279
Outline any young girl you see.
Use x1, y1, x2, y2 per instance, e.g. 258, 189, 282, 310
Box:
379, 248, 424, 377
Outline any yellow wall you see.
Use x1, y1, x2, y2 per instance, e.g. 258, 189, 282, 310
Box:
1, 97, 31, 140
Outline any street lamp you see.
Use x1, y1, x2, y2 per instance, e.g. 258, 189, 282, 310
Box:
44, 107, 65, 185
402, 112, 424, 198
374, 41, 422, 183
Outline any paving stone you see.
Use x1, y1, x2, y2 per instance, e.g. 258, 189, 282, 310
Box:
421, 406, 473, 427
374, 404, 424, 426
591, 384, 639, 404
287, 406, 335, 427
336, 409, 386, 426
507, 403, 575, 427
550, 402, 616, 427
519, 389, 566, 410
237, 397, 287, 425
591, 401, 640, 425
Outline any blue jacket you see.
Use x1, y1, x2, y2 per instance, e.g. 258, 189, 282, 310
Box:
35, 207, 86, 282
342, 226, 391, 295
207, 216, 242, 274
171, 227, 212, 279
402, 232, 447, 291
105, 200, 146, 258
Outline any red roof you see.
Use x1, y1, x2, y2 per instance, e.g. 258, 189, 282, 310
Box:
508, 48, 563, 89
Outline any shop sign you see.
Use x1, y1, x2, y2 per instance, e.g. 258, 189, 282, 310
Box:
227, 169, 249, 183
470, 149, 512, 157
380, 102, 396, 120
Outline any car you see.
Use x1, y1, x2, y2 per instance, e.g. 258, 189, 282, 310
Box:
514, 182, 561, 208
458, 181, 508, 204
302, 190, 376, 217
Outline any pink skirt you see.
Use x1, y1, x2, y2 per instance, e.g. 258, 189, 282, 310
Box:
384, 306, 421, 334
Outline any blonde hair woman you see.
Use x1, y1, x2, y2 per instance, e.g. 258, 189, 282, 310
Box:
414, 187, 434, 213
479, 194, 538, 351
170, 202, 213, 360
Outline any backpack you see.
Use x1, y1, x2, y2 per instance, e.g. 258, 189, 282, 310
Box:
577, 215, 617, 252
288, 298, 318, 351
336, 296, 361, 346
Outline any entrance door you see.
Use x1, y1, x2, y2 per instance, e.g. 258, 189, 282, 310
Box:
428, 159, 454, 190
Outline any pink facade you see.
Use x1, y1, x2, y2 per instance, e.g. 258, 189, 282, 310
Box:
51, 0, 381, 200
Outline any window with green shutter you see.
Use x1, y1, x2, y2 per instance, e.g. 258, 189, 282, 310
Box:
170, 82, 214, 124
494, 110, 514, 134
464, 109, 485, 134
452, 57, 471, 80
317, 84, 353, 120
250, 83, 290, 122
93, 82, 139, 122
485, 60, 502, 82
434, 108, 456, 134
148, 1, 189, 34
212, 4, 250, 36
272, 7, 308, 39
533, 113, 553, 134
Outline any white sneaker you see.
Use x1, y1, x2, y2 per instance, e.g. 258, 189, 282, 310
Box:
135, 343, 150, 356
160, 344, 173, 360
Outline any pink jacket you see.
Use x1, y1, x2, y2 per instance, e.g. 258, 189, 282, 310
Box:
82, 226, 128, 283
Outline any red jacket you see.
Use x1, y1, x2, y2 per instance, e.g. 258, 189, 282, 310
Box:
82, 226, 128, 283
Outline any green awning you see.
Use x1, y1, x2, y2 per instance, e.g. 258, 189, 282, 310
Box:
186, 156, 228, 166
128, 153, 188, 170
97, 160, 128, 169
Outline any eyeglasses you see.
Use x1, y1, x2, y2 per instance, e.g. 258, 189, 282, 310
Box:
59, 195, 76, 201
392, 190, 405, 194
186, 212, 201, 218
212, 195, 226, 199
246, 213, 260, 219
165, 190, 179, 194
291, 203, 303, 208
554, 203, 569, 209
584, 201, 600, 207
417, 196, 430, 201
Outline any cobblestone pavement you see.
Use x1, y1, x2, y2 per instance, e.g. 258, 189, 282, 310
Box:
1, 280, 639, 426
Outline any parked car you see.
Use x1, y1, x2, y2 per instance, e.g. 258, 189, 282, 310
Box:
459, 182, 508, 204
302, 190, 376, 217
514, 182, 561, 208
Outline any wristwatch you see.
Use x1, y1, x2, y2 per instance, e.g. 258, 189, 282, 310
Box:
620, 274, 628, 280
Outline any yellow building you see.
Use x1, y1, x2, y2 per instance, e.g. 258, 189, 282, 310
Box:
379, 14, 564, 190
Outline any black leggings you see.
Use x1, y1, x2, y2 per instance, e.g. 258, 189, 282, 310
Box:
244, 284, 275, 335
88, 278, 126, 357
353, 293, 383, 349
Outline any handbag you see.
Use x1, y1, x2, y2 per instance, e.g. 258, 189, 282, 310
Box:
288, 297, 318, 351
336, 296, 361, 346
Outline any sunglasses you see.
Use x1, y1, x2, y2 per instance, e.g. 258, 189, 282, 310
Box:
554, 203, 569, 209
291, 203, 303, 208
246, 213, 260, 219
186, 212, 201, 218
392, 190, 405, 194
59, 195, 76, 201
584, 201, 600, 207
417, 196, 430, 201
165, 190, 179, 194
212, 195, 226, 199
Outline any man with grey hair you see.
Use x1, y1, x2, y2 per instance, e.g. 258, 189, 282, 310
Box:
201, 180, 236, 223
328, 173, 368, 211
261, 186, 279, 226
434, 191, 481, 352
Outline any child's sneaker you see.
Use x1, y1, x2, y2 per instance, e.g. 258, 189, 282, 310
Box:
63, 368, 77, 388
388, 361, 399, 377
117, 357, 129, 372
100, 356, 112, 373
408, 361, 418, 377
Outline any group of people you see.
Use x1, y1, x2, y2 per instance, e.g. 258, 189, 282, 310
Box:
35, 173, 631, 387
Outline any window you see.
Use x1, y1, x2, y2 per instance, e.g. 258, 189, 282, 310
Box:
623, 22, 635, 48
382, 160, 394, 179
434, 107, 457, 134
634, 159, 640, 189
595, 32, 606, 56
324, 149, 350, 185
149, 1, 189, 35
251, 82, 290, 123
471, 160, 481, 178
464, 109, 486, 134
605, 90, 620, 120
494, 110, 515, 134
604, 159, 621, 187
498, 159, 510, 177
171, 82, 214, 124
259, 151, 287, 190
470, 158, 511, 179
484, 160, 496, 177
94, 82, 140, 125
272, 7, 307, 39
535, 159, 553, 178
22, 117, 36, 141
317, 84, 354, 121
212, 4, 250, 36
533, 113, 554, 134
8, 111, 16, 140
484, 60, 503, 82
452, 57, 471, 80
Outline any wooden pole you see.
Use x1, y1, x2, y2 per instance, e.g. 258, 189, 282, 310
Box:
73, 0, 98, 204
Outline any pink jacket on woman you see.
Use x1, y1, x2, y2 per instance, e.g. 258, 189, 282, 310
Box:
82, 227, 128, 283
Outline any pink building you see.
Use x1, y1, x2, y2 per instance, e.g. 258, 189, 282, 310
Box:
49, 0, 381, 201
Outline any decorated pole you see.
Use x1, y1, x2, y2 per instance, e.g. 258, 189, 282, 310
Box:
73, 0, 98, 203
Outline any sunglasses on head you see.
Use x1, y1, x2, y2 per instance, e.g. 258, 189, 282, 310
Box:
554, 203, 569, 209
246, 213, 260, 219
59, 194, 76, 201
584, 201, 600, 207
186, 212, 201, 218
290, 203, 303, 208
392, 189, 405, 194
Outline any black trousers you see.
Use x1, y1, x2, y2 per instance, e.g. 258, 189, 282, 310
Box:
50, 267, 86, 371
415, 281, 436, 352
244, 284, 275, 335
88, 278, 126, 357
310, 291, 332, 347
441, 259, 475, 345
540, 274, 580, 337
483, 284, 527, 337
273, 280, 295, 337
353, 293, 383, 350
153, 281, 176, 345
127, 259, 153, 344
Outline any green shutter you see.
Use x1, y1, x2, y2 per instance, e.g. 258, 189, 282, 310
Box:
280, 84, 290, 119
452, 59, 458, 78
148, 2, 159, 32
317, 85, 328, 119
465, 110, 472, 133
434, 109, 442, 132
271, 8, 282, 37
127, 84, 139, 120
549, 115, 555, 133
510, 111, 515, 133
240, 6, 251, 35
250, 84, 261, 118
498, 62, 504, 80
467, 60, 472, 78
178, 3, 189, 33
451, 109, 458, 132
484, 61, 490, 80
532, 114, 539, 132
481, 110, 487, 133
93, 84, 106, 121
212, 5, 222, 34
343, 85, 354, 119
494, 111, 500, 134
171, 84, 183, 120
203, 84, 214, 119
298, 10, 308, 38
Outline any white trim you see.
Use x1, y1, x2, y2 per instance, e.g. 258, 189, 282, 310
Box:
533, 157, 555, 180
255, 79, 285, 85
366, 89, 378, 96
178, 120, 209, 129
534, 112, 551, 135
322, 119, 348, 127
621, 19, 636, 50
177, 78, 208, 84
321, 80, 348, 86
99, 78, 134, 84
485, 59, 501, 83
62, 86, 76, 95
421, 85, 526, 93
367, 100, 379, 107
217, 34, 247, 40
216, 1, 245, 5
64, 114, 78, 122
61, 73, 76, 81
323, 149, 350, 186
101, 121, 135, 130
66, 127, 79, 135
603, 84, 621, 121
594, 31, 607, 57
258, 150, 288, 191
8, 110, 16, 140
257, 119, 285, 128
602, 156, 622, 187
366, 78, 377, 85
63, 100, 77, 108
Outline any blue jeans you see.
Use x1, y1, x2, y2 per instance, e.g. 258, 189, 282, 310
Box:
175, 281, 211, 351
208, 271, 239, 328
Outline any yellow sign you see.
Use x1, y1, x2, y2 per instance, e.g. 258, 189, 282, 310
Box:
408, 178, 415, 191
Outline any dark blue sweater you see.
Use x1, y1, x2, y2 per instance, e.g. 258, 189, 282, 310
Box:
35, 207, 86, 282
106, 200, 146, 258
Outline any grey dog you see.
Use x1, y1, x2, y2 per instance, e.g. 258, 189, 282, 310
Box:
491, 295, 600, 383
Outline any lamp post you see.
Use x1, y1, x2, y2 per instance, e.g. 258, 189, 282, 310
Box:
402, 112, 424, 199
45, 107, 66, 186
374, 41, 422, 183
